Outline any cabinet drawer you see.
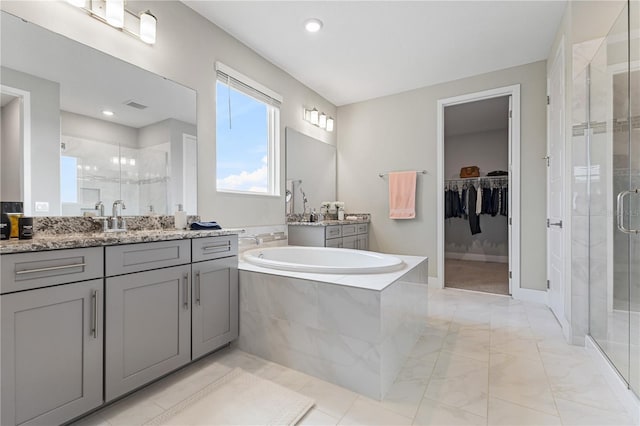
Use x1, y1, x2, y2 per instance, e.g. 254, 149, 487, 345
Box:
192, 236, 238, 263
325, 225, 342, 240
356, 224, 368, 234
0, 247, 103, 294
325, 238, 342, 248
342, 224, 357, 237
106, 240, 190, 276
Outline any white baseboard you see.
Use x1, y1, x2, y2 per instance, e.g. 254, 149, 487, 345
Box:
445, 252, 509, 263
511, 286, 548, 305
585, 336, 640, 425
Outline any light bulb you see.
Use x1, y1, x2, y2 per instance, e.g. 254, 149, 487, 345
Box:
140, 11, 157, 44
319, 113, 327, 129
304, 18, 323, 33
326, 117, 334, 132
106, 0, 124, 28
310, 108, 319, 125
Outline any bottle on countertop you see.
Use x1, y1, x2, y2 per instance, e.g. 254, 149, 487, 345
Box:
338, 207, 345, 221
174, 204, 187, 229
310, 209, 317, 222
18, 217, 33, 240
0, 213, 10, 240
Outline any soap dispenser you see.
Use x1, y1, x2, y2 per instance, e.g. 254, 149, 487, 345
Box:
175, 204, 187, 229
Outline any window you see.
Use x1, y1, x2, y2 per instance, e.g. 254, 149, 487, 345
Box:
216, 63, 281, 195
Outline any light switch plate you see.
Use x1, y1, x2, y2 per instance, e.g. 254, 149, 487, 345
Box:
35, 201, 49, 212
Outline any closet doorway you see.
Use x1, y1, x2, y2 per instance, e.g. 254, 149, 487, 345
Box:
436, 85, 521, 297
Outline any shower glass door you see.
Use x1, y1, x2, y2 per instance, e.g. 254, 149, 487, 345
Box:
588, 3, 633, 390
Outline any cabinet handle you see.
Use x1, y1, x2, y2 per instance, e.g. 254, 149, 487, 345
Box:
195, 272, 201, 305
15, 262, 86, 275
91, 290, 99, 339
183, 273, 189, 310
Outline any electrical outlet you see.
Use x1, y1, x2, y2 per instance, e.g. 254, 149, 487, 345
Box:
35, 202, 49, 212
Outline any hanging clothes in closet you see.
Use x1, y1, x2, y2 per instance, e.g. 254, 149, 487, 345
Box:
444, 177, 508, 236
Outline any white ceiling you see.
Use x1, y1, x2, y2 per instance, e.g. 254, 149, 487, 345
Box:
184, 1, 567, 106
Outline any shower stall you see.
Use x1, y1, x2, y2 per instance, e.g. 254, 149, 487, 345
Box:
581, 1, 640, 397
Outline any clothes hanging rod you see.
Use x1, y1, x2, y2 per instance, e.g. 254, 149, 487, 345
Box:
445, 175, 508, 182
378, 170, 427, 178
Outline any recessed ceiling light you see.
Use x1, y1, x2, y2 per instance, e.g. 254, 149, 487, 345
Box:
102, 110, 115, 116
304, 18, 323, 33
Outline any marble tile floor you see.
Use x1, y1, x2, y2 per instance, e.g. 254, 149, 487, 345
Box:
73, 287, 635, 426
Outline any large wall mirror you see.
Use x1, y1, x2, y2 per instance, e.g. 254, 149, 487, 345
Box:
0, 11, 197, 217
285, 127, 336, 216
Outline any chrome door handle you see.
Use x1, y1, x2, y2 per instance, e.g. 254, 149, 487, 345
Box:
195, 272, 201, 305
91, 290, 99, 339
183, 273, 189, 310
617, 189, 640, 234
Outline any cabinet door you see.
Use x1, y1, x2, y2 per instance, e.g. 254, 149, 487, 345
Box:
357, 234, 369, 251
1, 279, 103, 426
192, 257, 238, 359
342, 235, 358, 249
105, 265, 191, 401
326, 238, 343, 248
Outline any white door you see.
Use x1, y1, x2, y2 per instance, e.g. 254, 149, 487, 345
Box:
547, 45, 565, 322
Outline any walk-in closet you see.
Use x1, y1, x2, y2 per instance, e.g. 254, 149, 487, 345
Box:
443, 96, 511, 295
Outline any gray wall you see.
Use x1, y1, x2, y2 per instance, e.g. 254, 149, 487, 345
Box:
61, 111, 138, 148
1, 66, 60, 216
338, 61, 548, 290
1, 97, 22, 201
0, 1, 336, 227
444, 128, 509, 259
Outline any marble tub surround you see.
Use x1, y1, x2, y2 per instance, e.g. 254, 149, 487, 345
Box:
0, 228, 243, 254
32, 215, 200, 235
238, 257, 428, 399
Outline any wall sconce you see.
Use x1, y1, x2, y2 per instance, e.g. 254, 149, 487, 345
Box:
66, 0, 157, 45
303, 107, 334, 132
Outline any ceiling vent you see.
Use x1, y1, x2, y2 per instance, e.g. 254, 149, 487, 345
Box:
124, 100, 148, 110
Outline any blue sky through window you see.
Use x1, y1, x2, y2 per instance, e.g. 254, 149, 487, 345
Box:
60, 156, 78, 203
216, 81, 269, 193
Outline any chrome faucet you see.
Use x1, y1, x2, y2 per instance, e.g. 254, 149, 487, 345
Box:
95, 201, 104, 217
111, 200, 126, 231
299, 186, 309, 220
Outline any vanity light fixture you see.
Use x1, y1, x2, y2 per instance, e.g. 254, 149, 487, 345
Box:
66, 0, 157, 45
303, 107, 334, 132
304, 18, 323, 33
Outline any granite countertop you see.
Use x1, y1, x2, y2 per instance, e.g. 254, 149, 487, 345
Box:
0, 228, 244, 255
287, 218, 370, 227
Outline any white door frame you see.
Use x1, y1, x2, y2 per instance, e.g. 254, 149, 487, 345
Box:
436, 84, 522, 298
0, 84, 31, 215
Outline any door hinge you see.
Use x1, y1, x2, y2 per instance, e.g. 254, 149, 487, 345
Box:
547, 95, 550, 105
547, 279, 550, 289
509, 271, 512, 279
509, 110, 513, 118
509, 217, 512, 225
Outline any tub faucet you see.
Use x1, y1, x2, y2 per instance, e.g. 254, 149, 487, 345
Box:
299, 187, 309, 219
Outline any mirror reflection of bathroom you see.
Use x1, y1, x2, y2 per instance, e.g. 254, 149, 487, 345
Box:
0, 88, 25, 206
285, 127, 336, 219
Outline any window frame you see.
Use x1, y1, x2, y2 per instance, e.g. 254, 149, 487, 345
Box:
215, 63, 281, 197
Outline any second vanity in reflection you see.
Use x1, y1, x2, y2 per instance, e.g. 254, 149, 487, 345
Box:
0, 230, 239, 426
288, 218, 370, 250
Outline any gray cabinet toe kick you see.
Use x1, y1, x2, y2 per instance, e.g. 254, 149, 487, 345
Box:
0, 234, 239, 425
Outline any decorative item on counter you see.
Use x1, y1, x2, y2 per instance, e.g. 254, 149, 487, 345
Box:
320, 202, 331, 216
0, 214, 10, 240
345, 215, 358, 221
338, 207, 345, 221
309, 209, 318, 222
18, 217, 34, 240
327, 201, 337, 215
174, 204, 187, 229
190, 221, 222, 230
7, 213, 23, 238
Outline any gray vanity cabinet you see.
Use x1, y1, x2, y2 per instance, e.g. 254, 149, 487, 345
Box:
0, 247, 104, 426
288, 223, 369, 250
191, 256, 238, 359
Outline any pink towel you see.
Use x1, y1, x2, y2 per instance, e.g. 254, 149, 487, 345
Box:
389, 171, 417, 219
